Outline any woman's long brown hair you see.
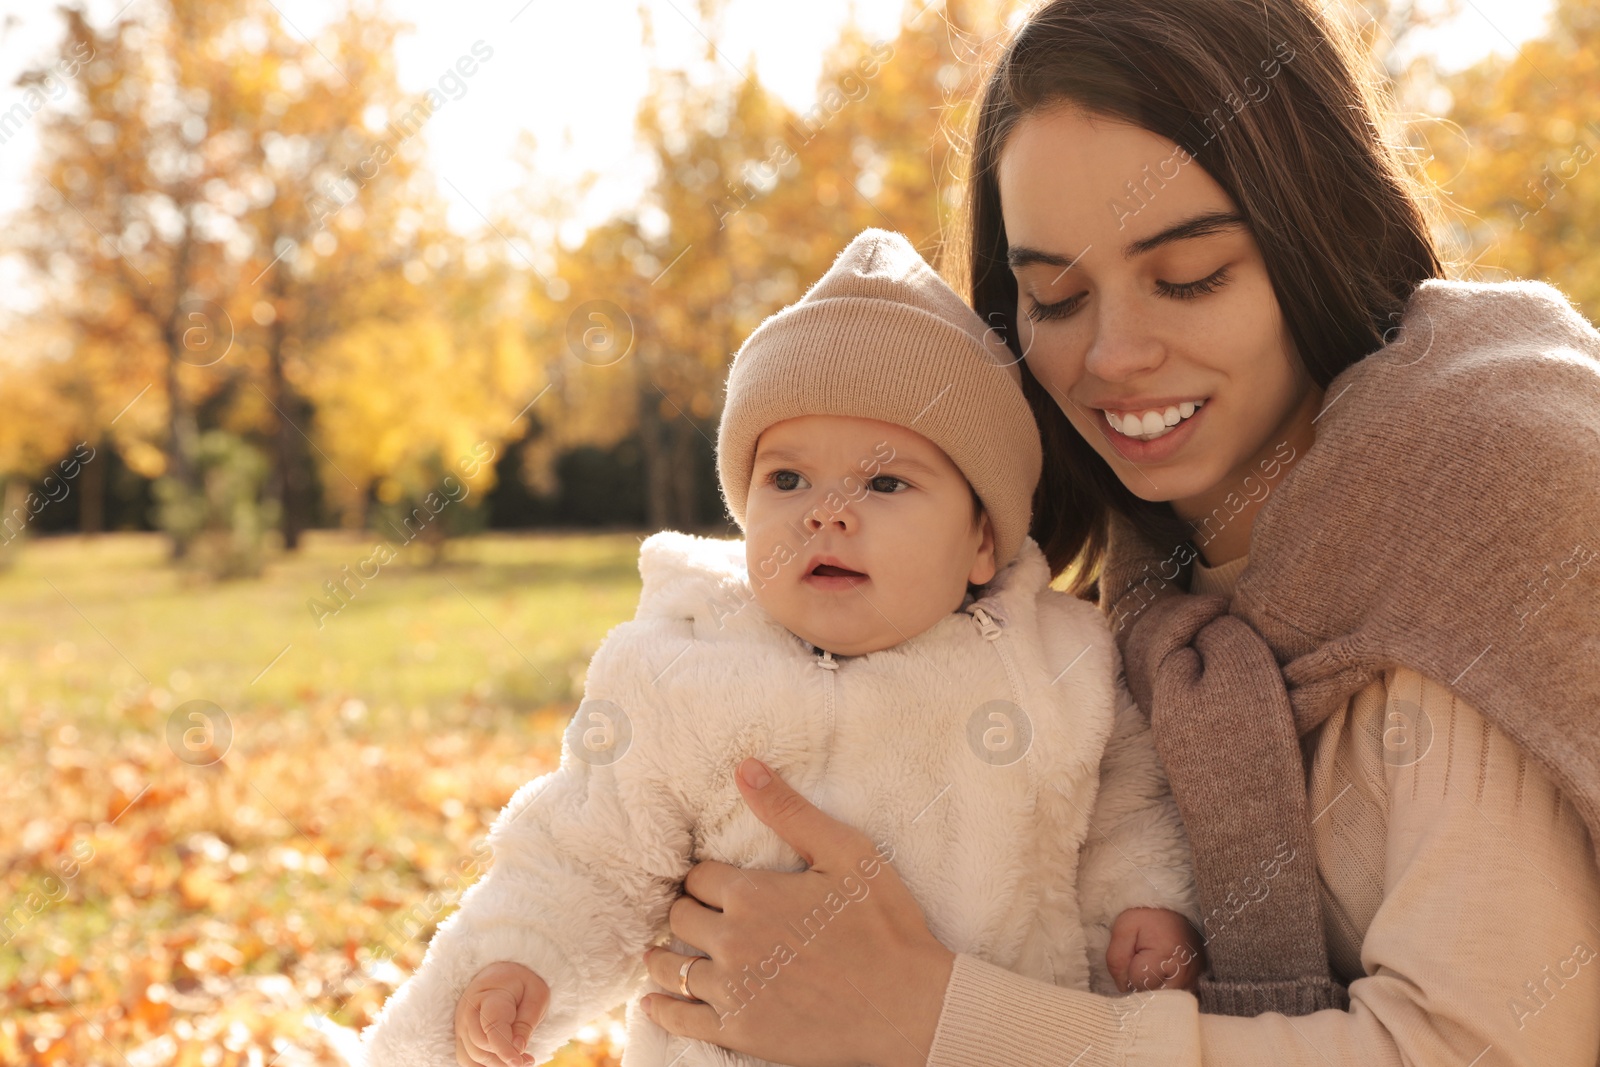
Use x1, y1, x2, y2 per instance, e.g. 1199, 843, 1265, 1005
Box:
954, 0, 1443, 597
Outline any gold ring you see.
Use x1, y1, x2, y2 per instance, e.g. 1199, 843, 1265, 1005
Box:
677, 955, 701, 999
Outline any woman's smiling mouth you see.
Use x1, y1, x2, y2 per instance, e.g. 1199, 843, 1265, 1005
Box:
1102, 398, 1208, 441
1094, 397, 1211, 462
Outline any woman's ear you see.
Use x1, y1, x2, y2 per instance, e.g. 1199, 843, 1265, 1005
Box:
968, 511, 998, 586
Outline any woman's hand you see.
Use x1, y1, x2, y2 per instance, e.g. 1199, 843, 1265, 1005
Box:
640, 758, 955, 1067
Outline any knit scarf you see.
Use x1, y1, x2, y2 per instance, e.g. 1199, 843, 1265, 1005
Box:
1096, 278, 1600, 1017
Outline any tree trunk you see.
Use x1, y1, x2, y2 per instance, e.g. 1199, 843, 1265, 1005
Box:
1, 478, 23, 549
637, 371, 672, 531
641, 412, 672, 530
163, 233, 200, 562
266, 277, 310, 551
78, 438, 105, 534
669, 417, 699, 530
164, 332, 200, 561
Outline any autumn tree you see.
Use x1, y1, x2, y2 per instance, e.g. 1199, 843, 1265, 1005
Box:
1430, 0, 1600, 312
511, 0, 1022, 530
9, 5, 242, 559
11, 0, 528, 562
0, 317, 85, 557
307, 230, 537, 548
229, 5, 446, 550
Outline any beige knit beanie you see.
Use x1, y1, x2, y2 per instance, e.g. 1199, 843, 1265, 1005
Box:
716, 228, 1043, 568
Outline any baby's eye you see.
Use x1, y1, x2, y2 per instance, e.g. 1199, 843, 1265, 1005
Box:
868, 474, 909, 494
768, 469, 809, 491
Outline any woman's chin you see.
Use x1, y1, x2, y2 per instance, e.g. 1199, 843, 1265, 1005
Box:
1106, 457, 1215, 505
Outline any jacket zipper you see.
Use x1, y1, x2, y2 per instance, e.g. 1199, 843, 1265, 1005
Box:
967, 605, 1040, 802
812, 648, 838, 812
969, 603, 1053, 981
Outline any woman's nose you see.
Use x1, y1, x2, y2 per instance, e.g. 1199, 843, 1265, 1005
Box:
1083, 298, 1167, 383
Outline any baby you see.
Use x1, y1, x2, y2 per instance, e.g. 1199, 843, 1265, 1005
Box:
360, 229, 1202, 1067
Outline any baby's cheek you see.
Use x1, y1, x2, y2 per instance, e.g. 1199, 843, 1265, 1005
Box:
747, 583, 797, 641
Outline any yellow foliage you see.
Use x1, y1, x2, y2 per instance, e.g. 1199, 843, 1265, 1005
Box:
1433, 0, 1600, 313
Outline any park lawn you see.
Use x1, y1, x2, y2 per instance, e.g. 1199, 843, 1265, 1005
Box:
0, 529, 668, 1067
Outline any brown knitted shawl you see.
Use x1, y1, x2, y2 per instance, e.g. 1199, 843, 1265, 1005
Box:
1096, 278, 1600, 1017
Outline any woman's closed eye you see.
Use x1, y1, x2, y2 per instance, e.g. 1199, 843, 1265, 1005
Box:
1155, 264, 1231, 300
1022, 264, 1233, 322
1025, 291, 1086, 323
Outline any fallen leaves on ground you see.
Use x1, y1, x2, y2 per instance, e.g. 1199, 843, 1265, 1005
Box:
1, 692, 626, 1067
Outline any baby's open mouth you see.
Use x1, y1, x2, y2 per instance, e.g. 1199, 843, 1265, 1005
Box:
812, 563, 867, 578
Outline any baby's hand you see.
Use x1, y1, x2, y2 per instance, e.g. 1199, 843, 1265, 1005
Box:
454, 961, 550, 1067
1106, 907, 1205, 993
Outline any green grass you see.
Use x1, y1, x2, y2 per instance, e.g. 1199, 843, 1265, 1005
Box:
0, 529, 647, 735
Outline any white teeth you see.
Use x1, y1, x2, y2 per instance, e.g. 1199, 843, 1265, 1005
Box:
1105, 400, 1205, 441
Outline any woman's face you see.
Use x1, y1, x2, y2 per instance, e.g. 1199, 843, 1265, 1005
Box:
996, 105, 1322, 548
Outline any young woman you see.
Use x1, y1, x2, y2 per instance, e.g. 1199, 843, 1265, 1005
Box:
634, 0, 1600, 1063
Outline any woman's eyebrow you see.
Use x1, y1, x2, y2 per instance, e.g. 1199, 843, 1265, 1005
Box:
1122, 210, 1246, 257
1005, 210, 1243, 275
1006, 245, 1086, 271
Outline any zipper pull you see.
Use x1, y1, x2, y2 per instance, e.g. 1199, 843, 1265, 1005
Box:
816, 648, 839, 670
968, 605, 1002, 640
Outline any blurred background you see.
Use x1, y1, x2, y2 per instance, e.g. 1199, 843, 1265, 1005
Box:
0, 0, 1591, 1061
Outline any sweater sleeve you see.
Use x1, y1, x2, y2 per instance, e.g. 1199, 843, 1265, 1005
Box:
928, 673, 1600, 1067
1076, 659, 1201, 995
360, 624, 701, 1067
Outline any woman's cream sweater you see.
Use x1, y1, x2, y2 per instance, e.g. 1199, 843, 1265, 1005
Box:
926, 553, 1600, 1067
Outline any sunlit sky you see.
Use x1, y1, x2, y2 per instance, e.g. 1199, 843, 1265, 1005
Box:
0, 0, 1556, 294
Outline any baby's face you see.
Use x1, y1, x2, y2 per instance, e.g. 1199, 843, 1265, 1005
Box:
743, 414, 997, 656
